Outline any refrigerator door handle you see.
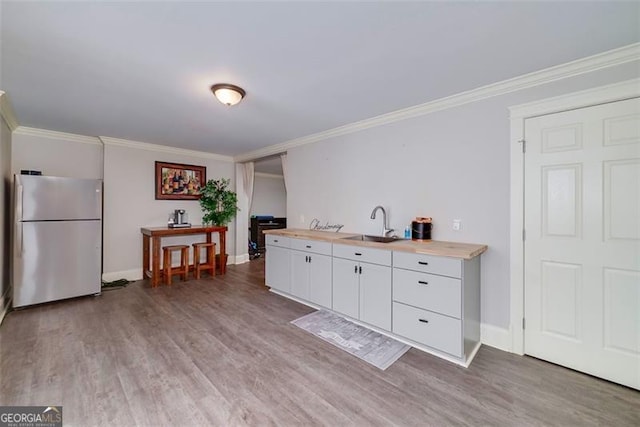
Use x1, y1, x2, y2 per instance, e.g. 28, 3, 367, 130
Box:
15, 184, 23, 222
15, 222, 23, 257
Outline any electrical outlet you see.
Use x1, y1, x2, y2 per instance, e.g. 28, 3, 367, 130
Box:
453, 219, 461, 231
300, 214, 305, 224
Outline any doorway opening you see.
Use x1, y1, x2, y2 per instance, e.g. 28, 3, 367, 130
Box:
249, 155, 287, 259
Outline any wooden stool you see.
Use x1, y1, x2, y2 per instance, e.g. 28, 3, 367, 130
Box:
192, 242, 216, 279
162, 245, 189, 285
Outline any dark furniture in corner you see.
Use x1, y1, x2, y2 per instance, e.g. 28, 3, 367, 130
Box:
251, 217, 287, 253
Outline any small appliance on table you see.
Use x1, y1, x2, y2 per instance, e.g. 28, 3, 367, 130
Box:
168, 209, 191, 228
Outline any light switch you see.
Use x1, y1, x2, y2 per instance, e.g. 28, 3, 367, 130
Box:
453, 219, 461, 231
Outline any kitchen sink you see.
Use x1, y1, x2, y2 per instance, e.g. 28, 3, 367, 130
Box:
343, 234, 401, 243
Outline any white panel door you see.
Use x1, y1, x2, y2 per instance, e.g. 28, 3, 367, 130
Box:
524, 97, 640, 389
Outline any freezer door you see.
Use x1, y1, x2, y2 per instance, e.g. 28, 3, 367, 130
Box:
13, 220, 102, 308
16, 175, 102, 221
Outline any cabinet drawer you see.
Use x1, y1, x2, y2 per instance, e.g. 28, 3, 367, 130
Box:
266, 235, 290, 248
332, 244, 391, 266
393, 269, 462, 318
393, 251, 461, 278
392, 302, 462, 357
290, 238, 332, 255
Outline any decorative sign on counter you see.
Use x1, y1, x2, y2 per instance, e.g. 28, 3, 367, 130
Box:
309, 218, 344, 232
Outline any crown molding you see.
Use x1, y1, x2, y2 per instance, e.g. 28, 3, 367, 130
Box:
234, 42, 640, 162
100, 136, 234, 162
255, 172, 284, 179
0, 91, 19, 131
14, 126, 102, 145
509, 77, 640, 119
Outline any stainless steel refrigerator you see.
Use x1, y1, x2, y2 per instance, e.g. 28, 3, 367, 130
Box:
13, 175, 102, 308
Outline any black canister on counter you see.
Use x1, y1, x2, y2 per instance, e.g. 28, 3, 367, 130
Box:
412, 217, 432, 240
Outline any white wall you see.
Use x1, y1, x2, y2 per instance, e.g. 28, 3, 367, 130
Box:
7, 129, 237, 282
11, 130, 103, 178
0, 108, 12, 319
250, 173, 286, 218
102, 142, 235, 280
286, 62, 640, 331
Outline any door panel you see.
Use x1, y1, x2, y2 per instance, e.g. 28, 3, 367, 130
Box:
540, 261, 582, 340
359, 262, 392, 331
604, 159, 640, 240
290, 251, 309, 300
542, 164, 582, 237
308, 254, 332, 308
265, 245, 290, 293
332, 257, 359, 319
524, 97, 640, 390
17, 175, 102, 221
603, 268, 640, 355
13, 220, 101, 307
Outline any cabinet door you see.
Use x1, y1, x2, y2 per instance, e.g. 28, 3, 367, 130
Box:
266, 245, 290, 293
308, 253, 332, 308
332, 257, 359, 319
360, 262, 392, 331
290, 250, 310, 300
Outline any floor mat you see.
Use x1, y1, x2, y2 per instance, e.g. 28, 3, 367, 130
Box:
291, 310, 410, 370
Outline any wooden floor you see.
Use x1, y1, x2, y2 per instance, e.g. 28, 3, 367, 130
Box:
1, 259, 638, 426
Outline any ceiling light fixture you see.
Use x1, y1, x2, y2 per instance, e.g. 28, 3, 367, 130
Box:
210, 83, 246, 106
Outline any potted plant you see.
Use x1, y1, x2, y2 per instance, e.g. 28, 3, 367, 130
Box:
199, 178, 239, 269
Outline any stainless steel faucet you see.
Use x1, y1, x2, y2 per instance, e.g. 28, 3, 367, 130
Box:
370, 205, 394, 237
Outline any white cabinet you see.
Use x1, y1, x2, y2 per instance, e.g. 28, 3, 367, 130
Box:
265, 238, 291, 293
332, 244, 392, 331
289, 238, 333, 308
332, 257, 360, 319
264, 232, 484, 367
359, 262, 392, 330
392, 251, 480, 363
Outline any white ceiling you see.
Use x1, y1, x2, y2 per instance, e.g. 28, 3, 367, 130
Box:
1, 1, 639, 158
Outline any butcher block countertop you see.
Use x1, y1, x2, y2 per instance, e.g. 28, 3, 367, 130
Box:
386, 239, 487, 259
263, 228, 360, 242
263, 228, 487, 260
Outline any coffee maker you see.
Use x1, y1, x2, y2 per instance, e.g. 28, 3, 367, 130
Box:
169, 209, 191, 228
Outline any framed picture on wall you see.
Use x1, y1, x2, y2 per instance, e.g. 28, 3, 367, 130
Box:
155, 161, 206, 200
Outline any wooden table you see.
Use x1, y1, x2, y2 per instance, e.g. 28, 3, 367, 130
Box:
141, 225, 227, 287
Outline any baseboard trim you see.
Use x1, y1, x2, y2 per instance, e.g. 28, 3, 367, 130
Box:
102, 254, 240, 283
481, 323, 512, 352
102, 269, 143, 282
0, 288, 11, 325
235, 253, 250, 264
270, 288, 479, 368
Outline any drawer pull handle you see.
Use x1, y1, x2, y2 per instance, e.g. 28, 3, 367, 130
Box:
418, 280, 429, 285
306, 245, 312, 248
274, 240, 278, 242
418, 261, 429, 266
418, 318, 429, 324
355, 252, 362, 256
